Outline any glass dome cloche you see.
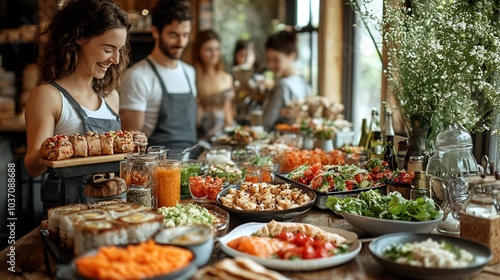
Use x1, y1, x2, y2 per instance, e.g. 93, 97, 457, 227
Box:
426, 123, 479, 181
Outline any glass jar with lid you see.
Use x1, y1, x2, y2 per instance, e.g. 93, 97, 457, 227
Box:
426, 123, 479, 235
124, 155, 157, 208
463, 175, 499, 218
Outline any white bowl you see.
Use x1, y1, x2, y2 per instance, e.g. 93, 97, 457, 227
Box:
342, 211, 443, 236
155, 225, 214, 267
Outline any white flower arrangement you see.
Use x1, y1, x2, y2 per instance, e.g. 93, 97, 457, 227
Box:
350, 0, 500, 143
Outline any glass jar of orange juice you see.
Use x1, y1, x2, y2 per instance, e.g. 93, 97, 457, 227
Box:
156, 159, 181, 208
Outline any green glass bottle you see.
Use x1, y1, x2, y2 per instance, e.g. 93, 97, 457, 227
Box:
383, 135, 398, 170
358, 118, 369, 147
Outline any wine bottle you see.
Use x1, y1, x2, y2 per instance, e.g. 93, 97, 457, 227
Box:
383, 135, 398, 170
366, 108, 381, 158
358, 118, 369, 147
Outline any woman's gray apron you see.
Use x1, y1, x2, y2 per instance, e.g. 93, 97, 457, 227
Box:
145, 58, 197, 159
41, 81, 121, 213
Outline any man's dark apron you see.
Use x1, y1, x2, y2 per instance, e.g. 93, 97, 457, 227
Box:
145, 58, 197, 159
41, 81, 121, 213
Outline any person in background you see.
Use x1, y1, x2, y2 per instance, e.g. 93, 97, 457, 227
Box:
119, 0, 197, 158
193, 29, 234, 140
24, 0, 131, 211
232, 39, 258, 71
231, 39, 273, 125
262, 29, 311, 131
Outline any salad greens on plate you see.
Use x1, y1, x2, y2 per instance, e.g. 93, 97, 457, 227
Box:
325, 189, 442, 221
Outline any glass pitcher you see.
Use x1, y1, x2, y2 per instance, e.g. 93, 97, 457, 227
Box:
463, 175, 500, 218
426, 123, 479, 234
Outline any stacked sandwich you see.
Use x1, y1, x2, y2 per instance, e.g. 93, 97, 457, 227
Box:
40, 129, 135, 161
47, 201, 164, 255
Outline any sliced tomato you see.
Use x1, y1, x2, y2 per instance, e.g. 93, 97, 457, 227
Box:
190, 185, 205, 198
207, 188, 219, 200
278, 231, 295, 242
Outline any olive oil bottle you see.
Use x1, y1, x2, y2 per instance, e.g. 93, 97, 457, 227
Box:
366, 108, 383, 159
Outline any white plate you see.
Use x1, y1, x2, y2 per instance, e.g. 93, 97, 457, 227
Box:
218, 222, 362, 271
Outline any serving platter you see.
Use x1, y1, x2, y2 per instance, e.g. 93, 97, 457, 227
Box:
216, 181, 316, 222
341, 211, 443, 236
276, 174, 386, 209
218, 222, 361, 271
39, 153, 128, 168
369, 233, 492, 279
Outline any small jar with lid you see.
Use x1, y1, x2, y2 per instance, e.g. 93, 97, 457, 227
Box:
407, 155, 424, 174
410, 171, 430, 200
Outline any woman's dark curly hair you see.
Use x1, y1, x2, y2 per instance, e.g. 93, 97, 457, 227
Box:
39, 0, 131, 96
151, 0, 193, 33
265, 29, 298, 56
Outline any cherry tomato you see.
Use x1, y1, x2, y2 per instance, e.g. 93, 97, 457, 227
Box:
302, 245, 316, 259
278, 231, 295, 242
345, 180, 354, 190
315, 247, 330, 258
354, 173, 364, 184
293, 233, 314, 247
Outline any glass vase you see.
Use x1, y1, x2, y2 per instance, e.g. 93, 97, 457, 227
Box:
403, 116, 429, 171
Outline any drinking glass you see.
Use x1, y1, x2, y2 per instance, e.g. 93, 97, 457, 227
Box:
156, 159, 181, 208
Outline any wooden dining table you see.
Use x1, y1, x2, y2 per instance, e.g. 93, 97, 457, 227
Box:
1, 197, 500, 280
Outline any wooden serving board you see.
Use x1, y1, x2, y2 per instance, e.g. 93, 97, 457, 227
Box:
39, 153, 128, 168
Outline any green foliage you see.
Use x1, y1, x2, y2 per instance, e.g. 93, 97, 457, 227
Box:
349, 0, 500, 137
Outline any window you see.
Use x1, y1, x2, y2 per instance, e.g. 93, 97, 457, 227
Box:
294, 0, 319, 94
351, 0, 383, 141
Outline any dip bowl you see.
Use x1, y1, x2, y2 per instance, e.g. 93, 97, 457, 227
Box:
155, 224, 214, 267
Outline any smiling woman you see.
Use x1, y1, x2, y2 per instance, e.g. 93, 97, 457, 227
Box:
23, 0, 132, 213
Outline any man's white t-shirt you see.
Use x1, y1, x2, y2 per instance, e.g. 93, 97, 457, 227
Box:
118, 56, 197, 137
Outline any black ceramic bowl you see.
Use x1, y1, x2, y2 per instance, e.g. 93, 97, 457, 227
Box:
369, 233, 492, 279
276, 174, 386, 209
216, 180, 316, 222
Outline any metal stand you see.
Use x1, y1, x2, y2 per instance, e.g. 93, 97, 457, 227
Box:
47, 161, 120, 205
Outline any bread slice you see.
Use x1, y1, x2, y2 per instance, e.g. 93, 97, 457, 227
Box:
114, 130, 134, 153
254, 220, 347, 245
40, 135, 74, 160
100, 131, 115, 155
69, 133, 88, 157
85, 131, 101, 156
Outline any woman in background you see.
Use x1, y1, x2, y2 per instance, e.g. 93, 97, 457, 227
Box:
24, 0, 131, 212
262, 29, 311, 131
232, 39, 274, 125
193, 29, 235, 140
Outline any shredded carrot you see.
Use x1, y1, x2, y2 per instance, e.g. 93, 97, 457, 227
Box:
75, 240, 193, 280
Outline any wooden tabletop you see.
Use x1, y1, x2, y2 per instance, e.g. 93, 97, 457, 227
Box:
1, 200, 500, 280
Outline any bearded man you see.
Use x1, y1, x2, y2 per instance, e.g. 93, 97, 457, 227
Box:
119, 0, 197, 158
